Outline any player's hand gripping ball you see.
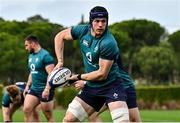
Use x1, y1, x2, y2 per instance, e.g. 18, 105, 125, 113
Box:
48, 67, 72, 88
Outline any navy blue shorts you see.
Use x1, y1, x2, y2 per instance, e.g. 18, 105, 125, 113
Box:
125, 85, 137, 109
77, 79, 127, 111
27, 88, 54, 102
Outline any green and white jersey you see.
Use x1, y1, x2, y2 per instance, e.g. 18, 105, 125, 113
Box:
28, 48, 54, 91
71, 24, 133, 88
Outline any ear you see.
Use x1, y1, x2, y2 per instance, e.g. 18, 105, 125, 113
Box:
31, 42, 36, 47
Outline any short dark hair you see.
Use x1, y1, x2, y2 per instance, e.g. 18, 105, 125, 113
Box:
25, 35, 39, 43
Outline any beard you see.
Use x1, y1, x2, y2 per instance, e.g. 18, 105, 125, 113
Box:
29, 49, 34, 54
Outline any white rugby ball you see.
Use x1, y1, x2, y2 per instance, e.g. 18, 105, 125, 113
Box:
48, 67, 71, 88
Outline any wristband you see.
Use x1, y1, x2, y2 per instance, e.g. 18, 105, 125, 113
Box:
68, 80, 75, 84
77, 74, 81, 80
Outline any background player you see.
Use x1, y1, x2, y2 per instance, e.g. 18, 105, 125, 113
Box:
2, 82, 40, 122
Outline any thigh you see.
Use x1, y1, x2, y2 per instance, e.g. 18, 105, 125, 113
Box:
98, 104, 108, 115
9, 103, 21, 116
105, 79, 127, 104
40, 89, 55, 102
108, 101, 128, 111
24, 94, 39, 110
41, 100, 54, 111
64, 96, 96, 122
10, 102, 21, 110
75, 96, 96, 115
77, 89, 105, 112
108, 101, 129, 122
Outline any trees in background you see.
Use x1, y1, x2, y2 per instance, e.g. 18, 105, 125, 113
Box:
134, 42, 176, 84
0, 15, 179, 85
0, 15, 63, 84
110, 19, 165, 75
0, 32, 27, 84
27, 14, 49, 23
109, 19, 180, 84
168, 31, 180, 82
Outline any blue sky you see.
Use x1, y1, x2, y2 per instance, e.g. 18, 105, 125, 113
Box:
0, 0, 179, 34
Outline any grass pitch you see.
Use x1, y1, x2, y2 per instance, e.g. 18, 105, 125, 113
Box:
0, 109, 180, 122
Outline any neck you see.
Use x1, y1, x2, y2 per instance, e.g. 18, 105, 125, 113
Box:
34, 45, 41, 53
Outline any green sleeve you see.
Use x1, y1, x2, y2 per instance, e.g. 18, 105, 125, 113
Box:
100, 39, 118, 60
2, 92, 11, 107
71, 24, 89, 40
43, 54, 54, 66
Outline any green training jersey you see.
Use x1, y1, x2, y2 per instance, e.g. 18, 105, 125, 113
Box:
71, 24, 133, 88
28, 48, 54, 91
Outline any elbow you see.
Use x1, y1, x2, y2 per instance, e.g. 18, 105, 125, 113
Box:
55, 29, 69, 42
97, 72, 108, 81
55, 32, 63, 42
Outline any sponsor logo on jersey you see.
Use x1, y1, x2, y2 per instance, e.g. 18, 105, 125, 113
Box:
30, 64, 38, 74
85, 52, 97, 67
86, 52, 92, 62
30, 64, 35, 71
31, 71, 38, 74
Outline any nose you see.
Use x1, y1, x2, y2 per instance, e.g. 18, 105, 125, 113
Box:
98, 21, 103, 27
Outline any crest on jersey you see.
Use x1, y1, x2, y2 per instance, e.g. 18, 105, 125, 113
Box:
29, 58, 32, 62
83, 40, 90, 47
113, 93, 118, 99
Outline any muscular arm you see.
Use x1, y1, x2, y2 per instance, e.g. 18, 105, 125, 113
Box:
24, 74, 32, 97
54, 28, 73, 65
81, 58, 113, 81
55, 27, 113, 81
46, 64, 55, 75
45, 64, 54, 89
2, 106, 11, 122
27, 74, 32, 87
42, 64, 55, 99
71, 58, 113, 81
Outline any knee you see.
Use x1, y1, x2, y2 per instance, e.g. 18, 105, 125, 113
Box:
23, 106, 32, 114
66, 99, 88, 122
63, 115, 76, 122
111, 108, 129, 122
88, 112, 101, 122
43, 110, 52, 119
130, 117, 136, 122
129, 109, 141, 122
130, 115, 141, 122
32, 110, 40, 122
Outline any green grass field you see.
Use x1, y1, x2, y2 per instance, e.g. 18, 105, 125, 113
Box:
0, 109, 180, 122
